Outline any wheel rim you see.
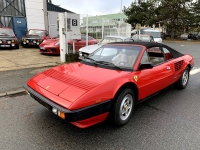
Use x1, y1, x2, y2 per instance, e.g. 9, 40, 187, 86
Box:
119, 94, 133, 121
182, 70, 189, 86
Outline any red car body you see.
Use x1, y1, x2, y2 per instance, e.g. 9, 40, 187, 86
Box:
24, 42, 194, 128
0, 27, 19, 49
39, 35, 98, 54
21, 29, 50, 47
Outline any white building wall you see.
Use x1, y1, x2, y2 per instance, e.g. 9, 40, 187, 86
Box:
48, 11, 80, 38
25, 0, 45, 30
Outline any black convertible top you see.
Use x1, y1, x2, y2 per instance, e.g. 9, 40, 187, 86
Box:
107, 42, 184, 58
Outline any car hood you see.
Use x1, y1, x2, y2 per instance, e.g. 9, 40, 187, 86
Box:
23, 35, 42, 39
79, 44, 101, 54
30, 63, 130, 104
0, 37, 16, 40
40, 39, 58, 47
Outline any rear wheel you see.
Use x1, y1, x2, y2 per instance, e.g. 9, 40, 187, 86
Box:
110, 88, 135, 126
175, 67, 189, 89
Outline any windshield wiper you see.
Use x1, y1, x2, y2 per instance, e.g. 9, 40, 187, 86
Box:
96, 61, 122, 70
84, 57, 98, 65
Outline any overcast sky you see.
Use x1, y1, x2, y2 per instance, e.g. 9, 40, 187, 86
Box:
51, 0, 134, 16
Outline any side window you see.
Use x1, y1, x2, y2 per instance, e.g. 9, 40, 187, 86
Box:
147, 47, 164, 66
163, 47, 173, 61
140, 50, 150, 63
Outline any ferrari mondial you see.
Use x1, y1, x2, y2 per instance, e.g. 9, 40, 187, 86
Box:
24, 42, 194, 128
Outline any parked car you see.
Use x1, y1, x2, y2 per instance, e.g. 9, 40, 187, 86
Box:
39, 35, 98, 54
21, 29, 50, 47
79, 35, 134, 59
188, 32, 199, 40
0, 27, 19, 49
24, 42, 194, 128
132, 34, 155, 42
142, 29, 162, 43
180, 33, 188, 40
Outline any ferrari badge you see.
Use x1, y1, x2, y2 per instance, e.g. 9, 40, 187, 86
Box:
134, 75, 138, 82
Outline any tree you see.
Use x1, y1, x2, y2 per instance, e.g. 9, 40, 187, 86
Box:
123, 0, 159, 28
158, 0, 194, 38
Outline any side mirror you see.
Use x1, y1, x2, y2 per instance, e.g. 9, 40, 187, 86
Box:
138, 62, 154, 70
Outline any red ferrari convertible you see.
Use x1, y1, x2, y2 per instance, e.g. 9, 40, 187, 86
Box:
24, 42, 194, 128
39, 35, 98, 54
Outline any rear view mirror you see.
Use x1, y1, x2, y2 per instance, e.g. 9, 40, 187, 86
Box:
138, 62, 154, 70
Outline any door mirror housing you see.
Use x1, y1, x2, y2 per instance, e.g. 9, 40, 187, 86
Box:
139, 62, 154, 70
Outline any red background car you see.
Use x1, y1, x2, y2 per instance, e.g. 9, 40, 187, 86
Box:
39, 35, 98, 54
21, 29, 50, 47
0, 27, 19, 49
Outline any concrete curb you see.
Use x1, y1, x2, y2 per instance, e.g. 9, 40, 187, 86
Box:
0, 88, 26, 98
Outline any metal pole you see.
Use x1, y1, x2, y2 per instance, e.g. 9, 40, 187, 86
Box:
102, 18, 104, 39
86, 14, 88, 46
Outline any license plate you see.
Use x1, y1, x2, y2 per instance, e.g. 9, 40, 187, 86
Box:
0, 45, 10, 47
40, 47, 45, 50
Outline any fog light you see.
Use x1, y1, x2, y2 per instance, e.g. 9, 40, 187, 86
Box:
23, 42, 26, 44
12, 40, 15, 42
58, 111, 65, 119
26, 40, 29, 43
7, 41, 11, 44
52, 107, 58, 115
12, 44, 15, 47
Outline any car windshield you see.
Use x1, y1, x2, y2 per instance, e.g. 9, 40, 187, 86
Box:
100, 37, 123, 45
85, 45, 142, 69
132, 35, 150, 42
143, 31, 161, 38
28, 29, 45, 37
0, 28, 15, 37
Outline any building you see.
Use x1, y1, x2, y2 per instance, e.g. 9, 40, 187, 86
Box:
0, 0, 78, 41
81, 13, 127, 33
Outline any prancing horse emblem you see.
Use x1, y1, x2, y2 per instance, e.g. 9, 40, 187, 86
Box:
134, 75, 138, 82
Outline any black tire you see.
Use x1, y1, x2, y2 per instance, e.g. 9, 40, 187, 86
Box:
110, 88, 135, 127
175, 67, 190, 89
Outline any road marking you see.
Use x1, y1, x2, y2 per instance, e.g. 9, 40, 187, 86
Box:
190, 68, 200, 75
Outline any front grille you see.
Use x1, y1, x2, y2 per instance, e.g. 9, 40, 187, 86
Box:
50, 48, 57, 52
174, 60, 183, 72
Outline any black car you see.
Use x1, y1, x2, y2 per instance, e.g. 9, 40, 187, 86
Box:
21, 29, 50, 47
0, 27, 19, 49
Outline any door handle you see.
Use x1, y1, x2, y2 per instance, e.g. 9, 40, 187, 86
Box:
166, 67, 171, 70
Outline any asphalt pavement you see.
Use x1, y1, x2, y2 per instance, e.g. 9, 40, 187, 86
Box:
0, 46, 62, 97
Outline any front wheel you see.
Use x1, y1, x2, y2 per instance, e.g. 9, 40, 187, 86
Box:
175, 67, 190, 89
110, 88, 135, 127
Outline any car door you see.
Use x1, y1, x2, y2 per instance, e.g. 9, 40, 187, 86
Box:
137, 47, 175, 100
74, 35, 87, 50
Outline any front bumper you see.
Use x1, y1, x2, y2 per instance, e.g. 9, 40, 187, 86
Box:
39, 46, 59, 54
24, 84, 112, 123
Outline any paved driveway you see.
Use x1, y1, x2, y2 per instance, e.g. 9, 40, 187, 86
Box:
0, 46, 61, 71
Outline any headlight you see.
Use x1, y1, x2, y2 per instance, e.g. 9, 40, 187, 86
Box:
26, 40, 29, 43
0, 40, 2, 44
79, 52, 82, 56
33, 40, 36, 43
55, 42, 60, 46
7, 41, 11, 44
